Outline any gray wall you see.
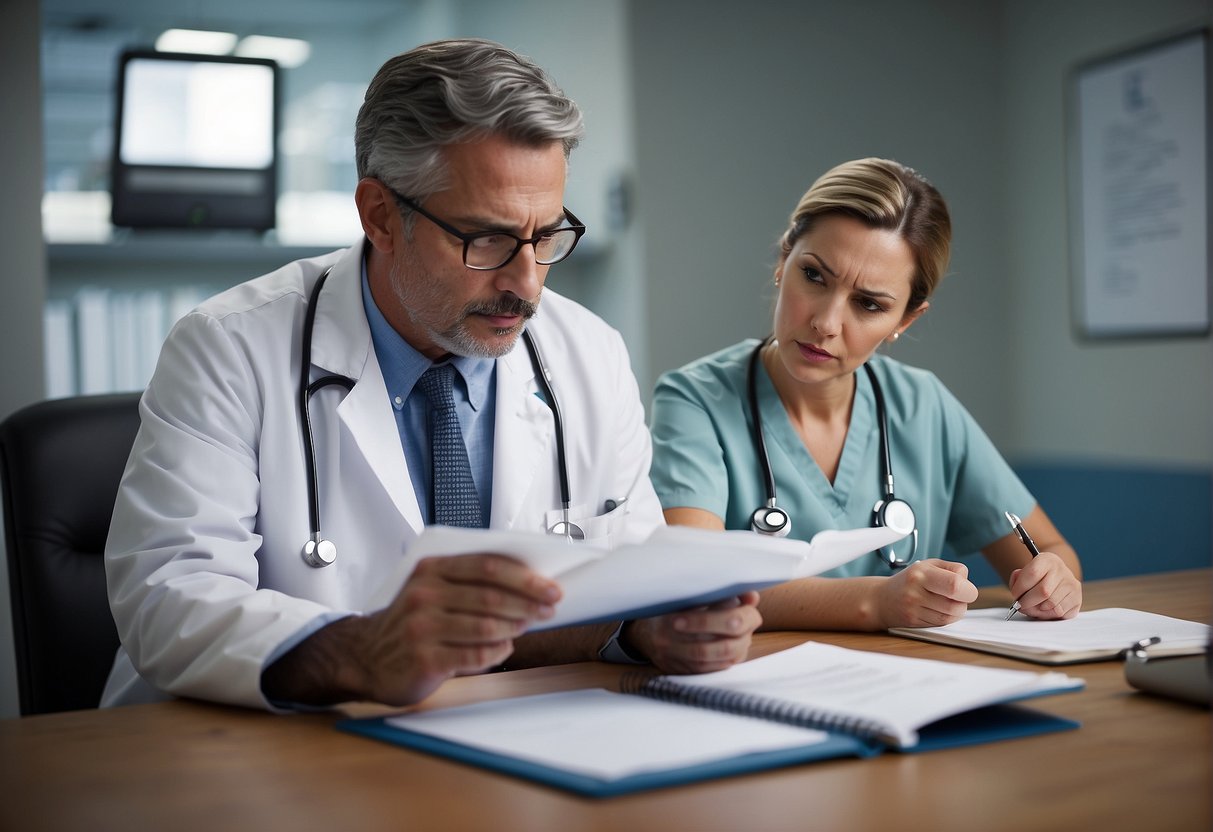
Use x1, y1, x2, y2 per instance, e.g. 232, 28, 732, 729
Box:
630, 0, 1012, 437
630, 0, 1213, 471
1001, 0, 1213, 466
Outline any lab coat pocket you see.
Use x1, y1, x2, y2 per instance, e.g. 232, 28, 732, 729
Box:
543, 500, 630, 548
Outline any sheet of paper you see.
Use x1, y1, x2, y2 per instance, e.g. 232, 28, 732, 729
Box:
385, 689, 829, 781
369, 522, 911, 630
907, 607, 1210, 652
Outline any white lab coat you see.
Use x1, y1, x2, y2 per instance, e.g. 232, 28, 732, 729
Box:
102, 242, 664, 710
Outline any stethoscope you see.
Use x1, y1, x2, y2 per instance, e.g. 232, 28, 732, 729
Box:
299, 268, 580, 568
746, 338, 919, 569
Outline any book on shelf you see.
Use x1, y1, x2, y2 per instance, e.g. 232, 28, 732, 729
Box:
338, 641, 1083, 798
75, 286, 112, 395
43, 299, 75, 399
889, 607, 1211, 664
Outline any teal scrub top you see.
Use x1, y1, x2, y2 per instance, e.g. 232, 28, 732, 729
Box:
649, 340, 1035, 578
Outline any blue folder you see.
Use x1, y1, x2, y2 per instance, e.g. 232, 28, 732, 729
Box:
337, 697, 1079, 798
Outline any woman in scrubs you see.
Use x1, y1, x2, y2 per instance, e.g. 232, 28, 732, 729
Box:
649, 158, 1082, 630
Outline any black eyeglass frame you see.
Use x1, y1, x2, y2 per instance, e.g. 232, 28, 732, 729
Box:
387, 186, 586, 271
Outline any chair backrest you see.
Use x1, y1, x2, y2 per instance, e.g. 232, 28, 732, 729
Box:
0, 392, 142, 715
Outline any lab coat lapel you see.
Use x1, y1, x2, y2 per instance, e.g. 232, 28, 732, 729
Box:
308, 244, 425, 533
491, 336, 553, 530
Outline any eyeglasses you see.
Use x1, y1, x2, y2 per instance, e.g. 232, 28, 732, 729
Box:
388, 186, 586, 271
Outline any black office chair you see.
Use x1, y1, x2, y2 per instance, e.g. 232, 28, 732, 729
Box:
0, 392, 142, 715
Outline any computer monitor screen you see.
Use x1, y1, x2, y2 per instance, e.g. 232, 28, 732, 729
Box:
111, 50, 278, 230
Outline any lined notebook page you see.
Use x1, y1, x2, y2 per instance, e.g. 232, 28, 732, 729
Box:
651, 641, 1081, 747
382, 689, 830, 780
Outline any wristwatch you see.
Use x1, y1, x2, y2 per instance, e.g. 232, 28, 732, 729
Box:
596, 620, 648, 664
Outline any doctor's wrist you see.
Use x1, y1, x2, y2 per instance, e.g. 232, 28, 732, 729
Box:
597, 620, 648, 665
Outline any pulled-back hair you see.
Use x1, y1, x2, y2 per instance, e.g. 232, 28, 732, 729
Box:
355, 38, 584, 202
780, 158, 952, 312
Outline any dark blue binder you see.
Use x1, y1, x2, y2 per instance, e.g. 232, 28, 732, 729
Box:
336, 692, 1080, 798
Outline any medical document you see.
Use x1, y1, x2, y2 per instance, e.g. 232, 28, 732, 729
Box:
372, 523, 911, 630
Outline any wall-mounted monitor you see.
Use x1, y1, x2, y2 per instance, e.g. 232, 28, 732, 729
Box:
110, 50, 279, 230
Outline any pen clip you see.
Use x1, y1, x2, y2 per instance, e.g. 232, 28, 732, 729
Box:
1004, 510, 1041, 557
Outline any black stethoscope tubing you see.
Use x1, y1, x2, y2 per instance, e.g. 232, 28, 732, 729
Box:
299, 268, 576, 567
300, 269, 354, 567
746, 338, 917, 567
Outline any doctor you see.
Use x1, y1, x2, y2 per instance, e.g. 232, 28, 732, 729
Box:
103, 38, 760, 711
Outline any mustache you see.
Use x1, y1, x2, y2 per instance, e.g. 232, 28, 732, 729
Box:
465, 294, 539, 320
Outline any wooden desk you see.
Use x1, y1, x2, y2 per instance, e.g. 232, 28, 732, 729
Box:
2, 570, 1209, 832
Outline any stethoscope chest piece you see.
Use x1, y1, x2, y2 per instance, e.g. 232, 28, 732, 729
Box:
873, 497, 915, 536
303, 538, 337, 568
750, 503, 791, 537
872, 497, 918, 569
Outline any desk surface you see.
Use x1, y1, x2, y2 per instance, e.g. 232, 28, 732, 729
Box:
2, 569, 1209, 832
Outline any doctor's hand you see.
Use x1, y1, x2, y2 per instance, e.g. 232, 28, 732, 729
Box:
624, 591, 762, 675
1007, 551, 1082, 620
874, 559, 979, 629
262, 553, 561, 708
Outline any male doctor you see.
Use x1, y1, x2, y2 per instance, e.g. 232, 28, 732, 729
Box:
102, 38, 761, 711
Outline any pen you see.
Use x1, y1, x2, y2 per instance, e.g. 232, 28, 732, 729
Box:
1004, 511, 1040, 620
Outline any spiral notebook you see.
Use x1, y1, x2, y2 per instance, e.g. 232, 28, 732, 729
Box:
338, 642, 1083, 797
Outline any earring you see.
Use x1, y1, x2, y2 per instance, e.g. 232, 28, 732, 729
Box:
890, 331, 900, 342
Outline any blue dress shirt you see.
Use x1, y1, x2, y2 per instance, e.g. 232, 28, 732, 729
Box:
361, 263, 496, 527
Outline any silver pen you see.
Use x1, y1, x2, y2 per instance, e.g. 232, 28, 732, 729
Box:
1004, 511, 1041, 620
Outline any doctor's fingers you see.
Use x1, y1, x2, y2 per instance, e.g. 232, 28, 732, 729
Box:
648, 630, 754, 675
399, 578, 558, 629
399, 606, 534, 651
412, 637, 517, 680
669, 602, 762, 639
411, 554, 562, 606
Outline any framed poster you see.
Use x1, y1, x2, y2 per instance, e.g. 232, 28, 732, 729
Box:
1068, 29, 1209, 338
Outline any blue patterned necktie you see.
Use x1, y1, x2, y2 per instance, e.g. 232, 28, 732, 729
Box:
417, 364, 483, 527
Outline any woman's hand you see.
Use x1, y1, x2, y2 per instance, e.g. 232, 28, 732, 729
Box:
873, 559, 979, 629
1007, 552, 1082, 620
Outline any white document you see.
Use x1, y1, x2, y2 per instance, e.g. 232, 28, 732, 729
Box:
891, 607, 1211, 663
385, 689, 828, 781
372, 523, 910, 630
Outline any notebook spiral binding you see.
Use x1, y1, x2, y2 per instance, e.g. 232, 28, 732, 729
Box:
620, 671, 891, 743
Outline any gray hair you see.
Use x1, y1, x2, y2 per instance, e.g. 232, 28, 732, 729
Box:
355, 38, 584, 205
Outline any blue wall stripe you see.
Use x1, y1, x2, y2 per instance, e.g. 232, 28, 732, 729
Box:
950, 464, 1213, 586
